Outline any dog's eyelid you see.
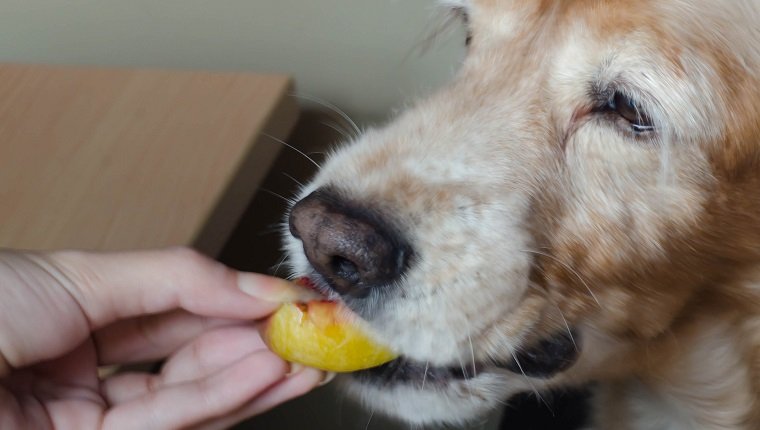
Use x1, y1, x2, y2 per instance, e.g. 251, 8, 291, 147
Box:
589, 82, 658, 135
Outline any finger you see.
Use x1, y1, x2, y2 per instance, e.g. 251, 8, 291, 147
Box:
102, 372, 157, 405
102, 325, 267, 404
102, 350, 288, 430
0, 251, 94, 376
159, 325, 267, 385
33, 338, 100, 389
93, 310, 246, 365
48, 247, 318, 330
194, 367, 328, 430
244, 369, 332, 416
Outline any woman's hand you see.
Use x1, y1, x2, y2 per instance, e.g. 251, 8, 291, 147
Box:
0, 247, 325, 429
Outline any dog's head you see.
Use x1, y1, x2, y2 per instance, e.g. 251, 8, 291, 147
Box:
284, 0, 760, 425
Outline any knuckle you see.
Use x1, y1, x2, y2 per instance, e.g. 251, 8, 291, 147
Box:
168, 246, 207, 266
167, 247, 227, 278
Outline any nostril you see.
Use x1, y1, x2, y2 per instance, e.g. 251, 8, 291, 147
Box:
330, 256, 361, 285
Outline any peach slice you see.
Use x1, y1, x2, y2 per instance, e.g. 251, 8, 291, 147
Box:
263, 282, 396, 372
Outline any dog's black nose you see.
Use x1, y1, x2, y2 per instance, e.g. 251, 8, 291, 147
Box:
288, 189, 409, 298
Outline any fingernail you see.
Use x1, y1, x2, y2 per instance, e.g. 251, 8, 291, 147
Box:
286, 362, 305, 377
319, 372, 336, 386
238, 273, 321, 303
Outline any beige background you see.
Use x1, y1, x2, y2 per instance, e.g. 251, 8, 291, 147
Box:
0, 0, 466, 124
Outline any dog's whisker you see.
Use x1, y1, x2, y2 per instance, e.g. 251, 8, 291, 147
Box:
492, 397, 510, 407
555, 304, 578, 352
290, 92, 362, 137
520, 248, 601, 308
468, 333, 478, 379
271, 254, 288, 277
261, 132, 321, 169
458, 356, 470, 384
258, 187, 297, 206
364, 409, 375, 430
281, 172, 304, 188
255, 226, 282, 237
320, 120, 355, 141
420, 361, 430, 391
504, 342, 553, 415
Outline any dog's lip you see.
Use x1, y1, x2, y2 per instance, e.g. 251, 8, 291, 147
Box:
354, 329, 581, 386
496, 328, 581, 378
353, 356, 485, 386
295, 273, 340, 301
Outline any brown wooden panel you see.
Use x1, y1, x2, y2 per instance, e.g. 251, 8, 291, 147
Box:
0, 64, 298, 254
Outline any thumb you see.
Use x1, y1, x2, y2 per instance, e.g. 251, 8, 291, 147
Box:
48, 247, 316, 328
0, 247, 314, 374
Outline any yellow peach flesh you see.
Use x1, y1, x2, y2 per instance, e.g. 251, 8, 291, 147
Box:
263, 300, 397, 373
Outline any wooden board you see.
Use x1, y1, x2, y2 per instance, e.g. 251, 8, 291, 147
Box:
0, 64, 298, 255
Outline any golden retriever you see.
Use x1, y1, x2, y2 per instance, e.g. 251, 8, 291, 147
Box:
284, 1, 760, 428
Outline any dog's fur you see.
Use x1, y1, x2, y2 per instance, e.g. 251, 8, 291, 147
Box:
284, 1, 760, 428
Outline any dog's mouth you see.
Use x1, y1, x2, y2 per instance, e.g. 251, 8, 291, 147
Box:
354, 329, 581, 387
353, 356, 482, 386
294, 275, 581, 385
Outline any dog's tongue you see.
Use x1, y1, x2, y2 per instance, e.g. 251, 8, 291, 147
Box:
501, 329, 580, 379
294, 276, 319, 292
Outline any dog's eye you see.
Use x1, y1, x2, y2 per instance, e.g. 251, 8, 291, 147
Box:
606, 92, 654, 133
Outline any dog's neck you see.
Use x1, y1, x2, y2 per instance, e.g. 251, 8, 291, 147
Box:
592, 273, 760, 429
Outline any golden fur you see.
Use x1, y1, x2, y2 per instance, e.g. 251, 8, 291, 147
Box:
285, 1, 760, 428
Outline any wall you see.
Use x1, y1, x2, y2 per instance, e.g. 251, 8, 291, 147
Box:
0, 0, 467, 124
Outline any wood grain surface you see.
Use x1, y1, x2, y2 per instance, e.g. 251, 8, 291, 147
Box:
0, 63, 298, 254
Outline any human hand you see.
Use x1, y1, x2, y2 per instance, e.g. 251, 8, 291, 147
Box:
0, 247, 327, 429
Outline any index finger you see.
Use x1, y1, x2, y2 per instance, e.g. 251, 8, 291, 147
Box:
48, 247, 317, 330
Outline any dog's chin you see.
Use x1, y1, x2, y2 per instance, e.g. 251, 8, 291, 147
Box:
342, 329, 582, 425
342, 364, 515, 426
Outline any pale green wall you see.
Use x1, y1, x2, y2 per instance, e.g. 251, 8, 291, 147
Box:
0, 0, 466, 124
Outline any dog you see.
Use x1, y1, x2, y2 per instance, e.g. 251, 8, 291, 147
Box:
283, 1, 760, 428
